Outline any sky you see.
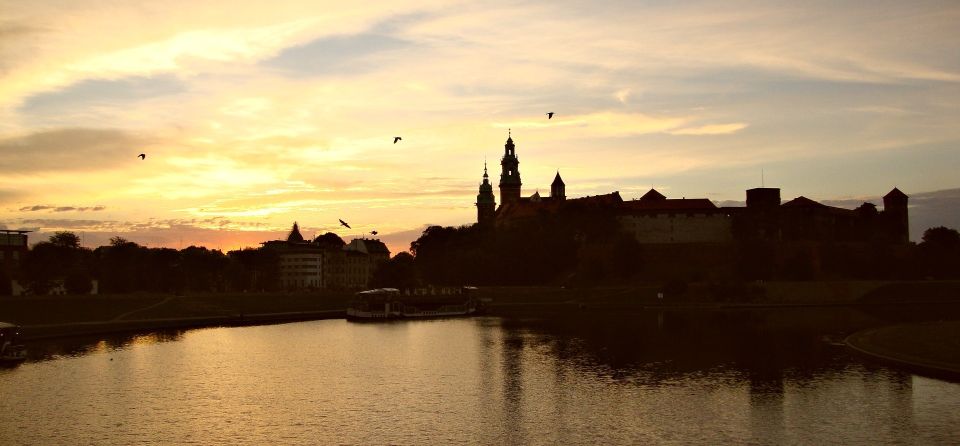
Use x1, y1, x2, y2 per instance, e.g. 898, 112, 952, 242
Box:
1, 0, 959, 253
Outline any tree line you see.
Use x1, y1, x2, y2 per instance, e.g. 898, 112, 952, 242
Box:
3, 232, 280, 295
372, 223, 960, 288
5, 223, 960, 295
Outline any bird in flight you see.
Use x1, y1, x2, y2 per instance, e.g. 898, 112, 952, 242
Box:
370, 230, 378, 236
138, 153, 146, 160
546, 112, 554, 119
339, 219, 351, 229
393, 137, 402, 144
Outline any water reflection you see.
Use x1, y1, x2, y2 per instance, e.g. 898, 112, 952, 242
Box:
494, 305, 960, 384
24, 330, 185, 362
0, 306, 957, 444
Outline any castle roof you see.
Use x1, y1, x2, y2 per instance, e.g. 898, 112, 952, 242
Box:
781, 196, 855, 216
552, 171, 564, 186
568, 191, 623, 206
622, 198, 717, 212
781, 196, 828, 209
345, 238, 390, 255
884, 187, 908, 199
640, 189, 667, 201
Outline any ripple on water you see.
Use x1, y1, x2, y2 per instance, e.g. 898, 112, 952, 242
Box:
0, 314, 959, 444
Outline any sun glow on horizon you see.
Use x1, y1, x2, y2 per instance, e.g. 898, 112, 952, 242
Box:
2, 1, 959, 251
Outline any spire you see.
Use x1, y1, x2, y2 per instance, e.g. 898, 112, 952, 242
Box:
550, 170, 566, 200
499, 129, 521, 204
552, 170, 564, 186
477, 159, 496, 226
286, 221, 305, 243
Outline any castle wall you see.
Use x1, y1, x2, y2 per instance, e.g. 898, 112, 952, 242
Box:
618, 213, 733, 244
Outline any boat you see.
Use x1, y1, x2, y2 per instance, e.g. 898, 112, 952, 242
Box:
0, 322, 27, 366
346, 287, 481, 321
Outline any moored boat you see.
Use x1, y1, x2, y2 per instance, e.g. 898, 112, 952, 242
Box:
0, 322, 27, 366
347, 287, 481, 321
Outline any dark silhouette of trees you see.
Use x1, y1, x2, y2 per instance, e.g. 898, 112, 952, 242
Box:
314, 232, 346, 248
21, 232, 94, 294
95, 238, 229, 293
49, 231, 81, 249
95, 237, 150, 293
409, 209, 637, 286
918, 226, 960, 279
226, 248, 279, 292
370, 252, 421, 289
10, 224, 960, 297
0, 269, 12, 296
180, 246, 228, 292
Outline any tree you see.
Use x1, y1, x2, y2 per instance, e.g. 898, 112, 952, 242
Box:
918, 226, 960, 279
64, 268, 93, 294
314, 232, 346, 248
371, 252, 421, 289
49, 231, 81, 249
0, 269, 11, 296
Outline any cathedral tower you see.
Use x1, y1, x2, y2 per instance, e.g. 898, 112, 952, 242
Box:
499, 131, 522, 205
883, 187, 909, 243
551, 171, 566, 200
476, 162, 496, 227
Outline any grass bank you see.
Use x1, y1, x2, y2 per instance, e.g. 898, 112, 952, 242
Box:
0, 292, 351, 340
4, 280, 960, 340
846, 321, 960, 381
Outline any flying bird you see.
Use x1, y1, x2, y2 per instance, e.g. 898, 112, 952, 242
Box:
138, 153, 146, 160
370, 230, 378, 236
546, 112, 554, 119
393, 137, 402, 144
339, 219, 351, 229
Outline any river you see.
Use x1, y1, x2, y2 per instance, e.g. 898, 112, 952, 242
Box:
1, 307, 959, 444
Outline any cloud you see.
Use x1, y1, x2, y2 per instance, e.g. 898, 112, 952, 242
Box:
0, 1, 957, 247
669, 123, 749, 136
18, 205, 106, 212
264, 31, 411, 77
19, 75, 186, 117
0, 128, 156, 173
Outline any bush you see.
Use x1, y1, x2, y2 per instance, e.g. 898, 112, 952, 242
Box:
64, 269, 93, 295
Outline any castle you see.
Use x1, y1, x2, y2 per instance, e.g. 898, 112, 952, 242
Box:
476, 133, 909, 278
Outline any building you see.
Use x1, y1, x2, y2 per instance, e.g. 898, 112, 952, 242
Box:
476, 162, 496, 228
0, 230, 29, 274
274, 223, 324, 289
265, 223, 390, 290
619, 190, 733, 244
474, 132, 910, 278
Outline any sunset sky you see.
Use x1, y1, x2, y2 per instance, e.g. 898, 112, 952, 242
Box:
2, 1, 958, 253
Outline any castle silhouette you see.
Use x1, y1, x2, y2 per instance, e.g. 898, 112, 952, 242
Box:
476, 132, 908, 255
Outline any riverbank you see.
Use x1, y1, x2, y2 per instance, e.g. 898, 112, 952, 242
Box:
846, 321, 960, 381
1, 292, 351, 340
480, 280, 960, 309
4, 280, 960, 340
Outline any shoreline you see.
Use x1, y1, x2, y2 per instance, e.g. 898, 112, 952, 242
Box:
845, 321, 960, 382
5, 280, 960, 341
21, 310, 344, 341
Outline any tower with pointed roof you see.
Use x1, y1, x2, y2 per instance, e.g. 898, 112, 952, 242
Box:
286, 222, 305, 243
551, 171, 566, 200
499, 131, 522, 205
477, 162, 496, 227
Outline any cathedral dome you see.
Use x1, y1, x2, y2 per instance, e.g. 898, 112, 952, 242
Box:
286, 222, 305, 243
